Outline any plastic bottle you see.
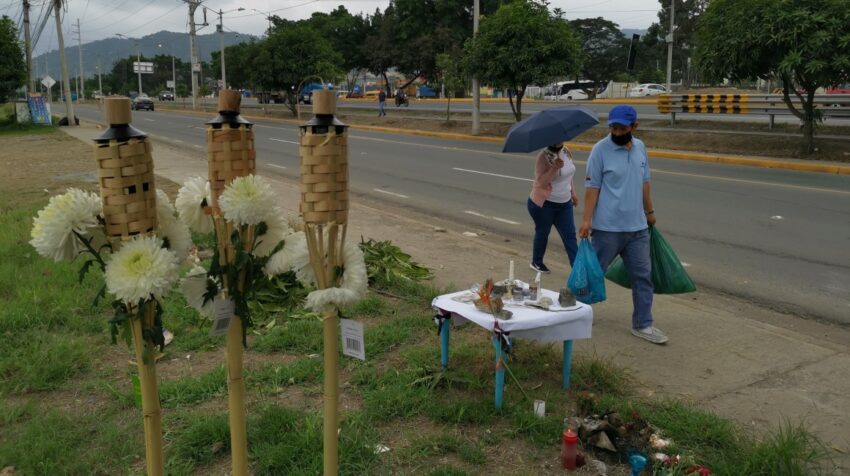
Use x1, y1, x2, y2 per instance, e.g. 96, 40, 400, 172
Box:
529, 271, 541, 301
561, 428, 578, 470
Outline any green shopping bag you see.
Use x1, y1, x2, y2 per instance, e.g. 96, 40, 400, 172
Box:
604, 227, 696, 294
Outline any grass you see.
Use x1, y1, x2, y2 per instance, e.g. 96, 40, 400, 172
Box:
0, 134, 836, 474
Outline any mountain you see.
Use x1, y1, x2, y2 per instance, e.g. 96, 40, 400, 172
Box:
32, 30, 255, 80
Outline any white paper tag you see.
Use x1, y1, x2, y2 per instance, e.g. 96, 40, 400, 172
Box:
533, 400, 546, 418
209, 297, 235, 337
340, 318, 366, 361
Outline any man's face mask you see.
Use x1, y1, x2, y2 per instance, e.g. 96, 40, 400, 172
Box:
611, 131, 632, 146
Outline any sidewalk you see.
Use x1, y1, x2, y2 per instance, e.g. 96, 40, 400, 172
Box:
62, 124, 850, 472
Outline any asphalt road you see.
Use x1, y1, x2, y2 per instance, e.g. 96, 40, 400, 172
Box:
74, 104, 850, 325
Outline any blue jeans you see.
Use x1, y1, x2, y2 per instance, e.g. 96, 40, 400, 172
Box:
527, 198, 578, 266
378, 101, 386, 116
591, 229, 653, 330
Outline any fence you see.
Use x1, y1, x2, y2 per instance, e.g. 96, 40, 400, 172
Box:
657, 94, 850, 127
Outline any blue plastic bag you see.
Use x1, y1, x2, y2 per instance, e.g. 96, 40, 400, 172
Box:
567, 239, 606, 304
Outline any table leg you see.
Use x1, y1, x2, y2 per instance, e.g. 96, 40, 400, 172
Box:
493, 335, 505, 410
439, 316, 450, 369
563, 340, 574, 390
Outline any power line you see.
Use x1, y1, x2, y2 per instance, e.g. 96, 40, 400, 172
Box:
120, 3, 183, 36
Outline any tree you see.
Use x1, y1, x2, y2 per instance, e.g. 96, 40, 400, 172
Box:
645, 0, 707, 87
435, 53, 466, 123
570, 18, 628, 98
363, 7, 396, 94
213, 41, 261, 90
0, 16, 26, 101
696, 0, 850, 152
252, 23, 343, 115
464, 1, 581, 121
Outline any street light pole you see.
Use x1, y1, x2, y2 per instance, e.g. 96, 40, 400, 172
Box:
218, 10, 226, 88
665, 0, 675, 93
471, 0, 480, 135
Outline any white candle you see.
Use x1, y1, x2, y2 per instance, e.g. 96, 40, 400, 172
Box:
509, 260, 515, 281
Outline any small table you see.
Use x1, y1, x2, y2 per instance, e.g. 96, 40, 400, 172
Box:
431, 288, 593, 409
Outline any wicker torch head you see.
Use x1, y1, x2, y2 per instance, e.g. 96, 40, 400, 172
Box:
299, 89, 349, 225
207, 89, 255, 208
94, 97, 157, 238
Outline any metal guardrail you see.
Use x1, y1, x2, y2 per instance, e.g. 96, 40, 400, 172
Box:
657, 94, 850, 127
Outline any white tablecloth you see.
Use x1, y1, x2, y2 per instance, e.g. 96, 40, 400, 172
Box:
431, 288, 593, 343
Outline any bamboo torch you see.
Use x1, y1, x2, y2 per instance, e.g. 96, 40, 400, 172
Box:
93, 97, 163, 476
206, 89, 255, 476
298, 89, 349, 476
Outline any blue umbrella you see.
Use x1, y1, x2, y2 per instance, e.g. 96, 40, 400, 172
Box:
502, 105, 599, 153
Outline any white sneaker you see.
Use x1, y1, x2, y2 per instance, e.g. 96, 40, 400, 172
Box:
631, 326, 668, 344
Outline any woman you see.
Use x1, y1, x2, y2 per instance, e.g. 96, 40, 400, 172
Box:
527, 142, 579, 273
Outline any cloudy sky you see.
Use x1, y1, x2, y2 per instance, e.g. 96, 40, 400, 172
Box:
2, 0, 663, 56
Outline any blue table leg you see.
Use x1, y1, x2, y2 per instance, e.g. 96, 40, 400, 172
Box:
493, 335, 505, 410
439, 316, 450, 369
563, 340, 574, 390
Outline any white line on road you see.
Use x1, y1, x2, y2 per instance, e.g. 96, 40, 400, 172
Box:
372, 188, 409, 199
267, 164, 287, 170
193, 144, 201, 148
270, 138, 299, 145
453, 167, 533, 182
464, 210, 521, 225
173, 139, 183, 143
143, 118, 155, 122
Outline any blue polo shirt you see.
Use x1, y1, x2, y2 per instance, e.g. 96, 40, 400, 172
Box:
584, 135, 651, 232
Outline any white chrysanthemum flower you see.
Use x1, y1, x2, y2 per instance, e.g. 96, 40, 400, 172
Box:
30, 188, 103, 262
180, 265, 214, 318
254, 208, 292, 257
219, 175, 276, 226
265, 230, 314, 284
156, 190, 193, 260
105, 235, 180, 304
175, 176, 213, 234
304, 241, 368, 311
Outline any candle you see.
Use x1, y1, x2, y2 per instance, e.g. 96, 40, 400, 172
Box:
509, 260, 515, 282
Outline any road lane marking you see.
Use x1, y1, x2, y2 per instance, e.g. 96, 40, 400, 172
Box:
267, 164, 287, 170
143, 118, 154, 122
464, 210, 520, 225
173, 139, 183, 143
193, 144, 201, 148
453, 167, 533, 182
269, 138, 299, 144
652, 169, 850, 195
373, 189, 409, 199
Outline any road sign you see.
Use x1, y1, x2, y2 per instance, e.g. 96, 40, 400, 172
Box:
166, 80, 175, 88
192, 62, 201, 72
41, 75, 56, 89
133, 61, 154, 74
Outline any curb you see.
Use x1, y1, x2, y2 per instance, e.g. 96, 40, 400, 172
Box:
151, 106, 850, 176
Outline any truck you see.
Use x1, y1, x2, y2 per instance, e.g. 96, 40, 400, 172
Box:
255, 83, 333, 104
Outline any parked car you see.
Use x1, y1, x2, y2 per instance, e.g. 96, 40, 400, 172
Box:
346, 91, 364, 99
131, 94, 155, 111
629, 83, 668, 97
158, 91, 174, 101
416, 85, 437, 98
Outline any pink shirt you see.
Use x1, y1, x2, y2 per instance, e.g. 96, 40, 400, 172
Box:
529, 148, 575, 207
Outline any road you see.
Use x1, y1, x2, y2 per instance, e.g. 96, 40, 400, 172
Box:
74, 104, 850, 324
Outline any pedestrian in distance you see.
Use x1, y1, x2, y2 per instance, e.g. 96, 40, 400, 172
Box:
528, 142, 579, 274
378, 90, 387, 117
578, 105, 667, 344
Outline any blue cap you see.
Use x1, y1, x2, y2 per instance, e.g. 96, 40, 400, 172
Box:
607, 105, 638, 126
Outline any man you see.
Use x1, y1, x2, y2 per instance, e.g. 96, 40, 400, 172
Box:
578, 105, 666, 344
378, 89, 387, 117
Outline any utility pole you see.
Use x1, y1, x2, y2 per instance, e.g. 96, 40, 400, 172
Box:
184, 0, 202, 109
54, 0, 75, 125
471, 0, 480, 135
136, 42, 142, 95
665, 0, 675, 93
76, 18, 84, 100
216, 9, 226, 89
23, 0, 35, 94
